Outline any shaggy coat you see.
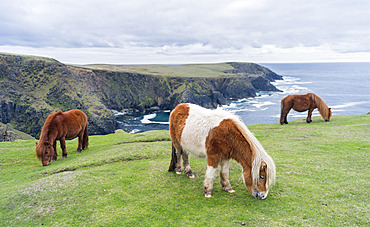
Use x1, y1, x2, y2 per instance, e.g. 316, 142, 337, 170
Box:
36, 109, 89, 166
280, 92, 332, 125
169, 103, 276, 199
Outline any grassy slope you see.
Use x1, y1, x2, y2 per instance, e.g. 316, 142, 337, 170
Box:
73, 63, 237, 78
0, 115, 369, 226
0, 53, 59, 64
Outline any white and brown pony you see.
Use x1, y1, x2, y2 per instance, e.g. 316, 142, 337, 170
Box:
280, 92, 332, 125
168, 103, 276, 199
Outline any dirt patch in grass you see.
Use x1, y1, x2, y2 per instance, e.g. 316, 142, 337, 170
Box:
114, 138, 171, 145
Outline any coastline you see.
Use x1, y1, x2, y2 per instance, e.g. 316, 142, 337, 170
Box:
117, 62, 370, 133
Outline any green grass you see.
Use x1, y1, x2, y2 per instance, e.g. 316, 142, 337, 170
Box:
73, 63, 237, 78
0, 53, 59, 63
0, 115, 369, 226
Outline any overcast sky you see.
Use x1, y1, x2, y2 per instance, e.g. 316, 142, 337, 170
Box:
1, 0, 370, 64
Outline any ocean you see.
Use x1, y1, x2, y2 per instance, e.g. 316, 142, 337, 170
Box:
116, 62, 370, 133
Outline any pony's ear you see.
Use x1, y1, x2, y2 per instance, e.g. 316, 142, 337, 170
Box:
261, 161, 267, 169
329, 108, 331, 110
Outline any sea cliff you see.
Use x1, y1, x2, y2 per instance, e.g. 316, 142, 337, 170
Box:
0, 53, 282, 138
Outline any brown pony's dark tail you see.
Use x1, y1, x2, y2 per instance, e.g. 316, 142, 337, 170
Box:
168, 144, 177, 172
82, 125, 89, 149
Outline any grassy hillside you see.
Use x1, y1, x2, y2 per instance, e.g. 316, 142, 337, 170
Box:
74, 63, 237, 77
0, 115, 369, 226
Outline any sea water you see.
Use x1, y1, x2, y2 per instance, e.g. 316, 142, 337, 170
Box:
116, 62, 370, 133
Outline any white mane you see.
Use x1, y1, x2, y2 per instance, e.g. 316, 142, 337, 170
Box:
231, 115, 276, 189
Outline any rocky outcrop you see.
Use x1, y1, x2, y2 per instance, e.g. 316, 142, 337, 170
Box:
0, 123, 16, 142
0, 53, 282, 138
0, 122, 34, 142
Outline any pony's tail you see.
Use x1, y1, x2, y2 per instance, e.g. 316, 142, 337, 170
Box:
168, 144, 177, 172
82, 125, 89, 149
280, 99, 285, 124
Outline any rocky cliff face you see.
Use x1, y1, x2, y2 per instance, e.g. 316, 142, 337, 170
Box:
68, 63, 282, 111
0, 54, 116, 138
0, 54, 282, 138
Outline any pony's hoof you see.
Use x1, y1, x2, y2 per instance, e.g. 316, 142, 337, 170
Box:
186, 170, 194, 178
76, 151, 81, 154
62, 156, 66, 159
205, 193, 212, 198
223, 187, 235, 193
176, 171, 182, 175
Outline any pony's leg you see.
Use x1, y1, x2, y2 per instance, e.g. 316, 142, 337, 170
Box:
169, 144, 183, 174
174, 148, 182, 174
280, 107, 290, 125
60, 137, 68, 159
181, 150, 194, 178
52, 140, 57, 161
220, 160, 235, 193
204, 165, 217, 197
77, 133, 83, 153
82, 126, 89, 149
306, 109, 313, 123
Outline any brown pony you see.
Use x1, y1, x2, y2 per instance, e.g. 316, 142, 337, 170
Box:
36, 109, 89, 166
280, 92, 332, 125
169, 103, 276, 199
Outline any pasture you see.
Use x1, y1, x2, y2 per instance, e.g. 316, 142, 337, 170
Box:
76, 63, 236, 77
0, 115, 369, 226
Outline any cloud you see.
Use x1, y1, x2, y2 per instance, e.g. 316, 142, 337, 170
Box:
1, 0, 370, 63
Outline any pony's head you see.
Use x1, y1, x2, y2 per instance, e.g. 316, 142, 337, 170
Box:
36, 141, 55, 166
233, 118, 276, 199
325, 108, 332, 121
243, 159, 276, 199
309, 93, 332, 122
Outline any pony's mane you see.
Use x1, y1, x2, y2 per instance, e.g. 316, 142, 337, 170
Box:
231, 116, 276, 189
308, 93, 330, 120
39, 110, 63, 142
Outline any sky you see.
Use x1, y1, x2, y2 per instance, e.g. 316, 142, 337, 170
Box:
1, 0, 370, 64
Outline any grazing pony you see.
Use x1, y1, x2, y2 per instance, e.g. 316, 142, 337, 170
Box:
36, 109, 89, 166
168, 103, 276, 199
280, 92, 332, 125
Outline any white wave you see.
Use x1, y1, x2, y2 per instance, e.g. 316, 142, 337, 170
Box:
233, 108, 259, 112
252, 101, 275, 109
114, 112, 127, 116
274, 76, 312, 85
129, 129, 141, 134
140, 113, 169, 124
273, 76, 311, 94
141, 113, 157, 124
331, 101, 370, 109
